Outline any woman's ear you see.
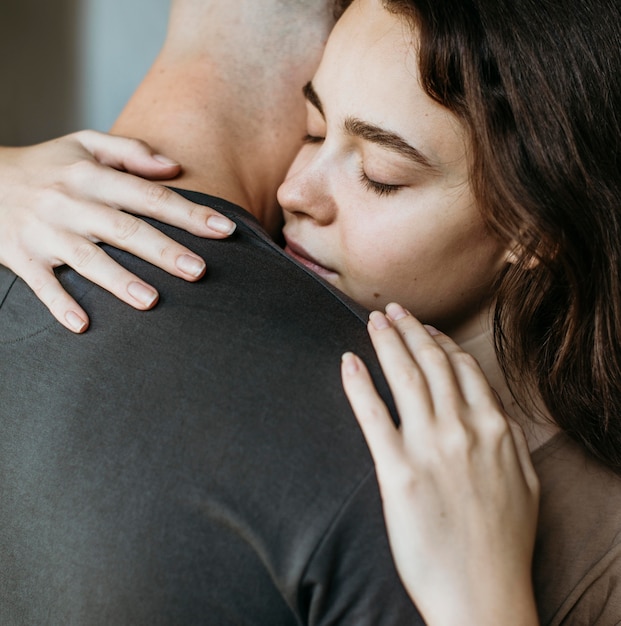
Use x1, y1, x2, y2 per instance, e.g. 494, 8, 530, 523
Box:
504, 244, 540, 269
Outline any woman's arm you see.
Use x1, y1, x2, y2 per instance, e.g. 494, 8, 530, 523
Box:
341, 303, 540, 625
0, 130, 236, 332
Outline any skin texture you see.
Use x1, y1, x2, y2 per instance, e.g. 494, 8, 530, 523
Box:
0, 0, 335, 332
113, 0, 335, 233
1, 1, 544, 622
341, 303, 540, 625
278, 0, 558, 450
285, 1, 541, 622
277, 0, 508, 345
0, 131, 236, 332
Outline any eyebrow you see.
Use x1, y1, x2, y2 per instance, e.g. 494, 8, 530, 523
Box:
302, 81, 435, 170
303, 81, 324, 116
344, 118, 436, 170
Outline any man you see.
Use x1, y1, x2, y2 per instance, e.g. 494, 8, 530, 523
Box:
0, 1, 422, 624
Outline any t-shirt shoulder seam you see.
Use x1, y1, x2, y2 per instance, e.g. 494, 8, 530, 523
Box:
168, 187, 371, 325
548, 539, 621, 623
298, 465, 377, 580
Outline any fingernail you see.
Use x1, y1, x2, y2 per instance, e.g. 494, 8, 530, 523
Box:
153, 154, 180, 166
424, 324, 441, 336
342, 352, 360, 375
176, 254, 206, 278
369, 311, 390, 330
207, 215, 237, 235
65, 311, 88, 333
127, 282, 158, 308
385, 302, 408, 321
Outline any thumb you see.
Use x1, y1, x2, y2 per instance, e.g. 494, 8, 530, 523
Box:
76, 129, 182, 180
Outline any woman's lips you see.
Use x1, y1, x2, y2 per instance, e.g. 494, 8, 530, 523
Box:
283, 238, 337, 279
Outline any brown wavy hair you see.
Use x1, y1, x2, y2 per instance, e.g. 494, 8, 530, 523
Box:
361, 0, 621, 472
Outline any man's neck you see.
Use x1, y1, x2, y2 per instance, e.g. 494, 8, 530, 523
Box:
111, 56, 293, 234
110, 1, 334, 235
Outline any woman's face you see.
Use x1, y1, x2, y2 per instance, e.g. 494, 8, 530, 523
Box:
277, 0, 508, 342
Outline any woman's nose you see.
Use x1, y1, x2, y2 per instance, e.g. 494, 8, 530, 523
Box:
277, 147, 336, 226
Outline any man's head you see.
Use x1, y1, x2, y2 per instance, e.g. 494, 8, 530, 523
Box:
113, 0, 338, 230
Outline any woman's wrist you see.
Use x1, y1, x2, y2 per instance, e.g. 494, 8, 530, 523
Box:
419, 576, 539, 626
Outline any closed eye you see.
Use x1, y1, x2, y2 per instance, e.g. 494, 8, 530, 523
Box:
303, 133, 324, 144
359, 170, 403, 197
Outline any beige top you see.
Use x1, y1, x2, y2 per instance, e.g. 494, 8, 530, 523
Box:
532, 433, 621, 625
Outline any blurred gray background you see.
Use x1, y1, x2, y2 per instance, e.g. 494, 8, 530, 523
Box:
0, 0, 170, 145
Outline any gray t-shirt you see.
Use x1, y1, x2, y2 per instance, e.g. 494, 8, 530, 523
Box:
0, 190, 422, 625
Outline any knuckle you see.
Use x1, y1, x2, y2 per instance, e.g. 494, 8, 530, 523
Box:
113, 212, 141, 241
45, 289, 68, 313
145, 184, 172, 215
438, 395, 463, 421
442, 422, 474, 456
489, 411, 512, 437
29, 272, 49, 296
415, 444, 444, 470
480, 412, 512, 446
393, 364, 423, 389
62, 158, 99, 187
390, 469, 419, 496
127, 137, 149, 153
157, 243, 175, 262
366, 402, 387, 423
71, 241, 99, 268
72, 129, 95, 143
28, 273, 64, 312
452, 350, 480, 371
186, 202, 205, 224
415, 342, 447, 367
35, 186, 68, 214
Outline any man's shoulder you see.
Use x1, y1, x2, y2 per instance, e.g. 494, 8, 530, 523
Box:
165, 187, 371, 323
0, 188, 370, 342
0, 190, 418, 625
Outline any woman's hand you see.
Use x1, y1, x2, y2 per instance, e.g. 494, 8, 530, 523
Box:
341, 303, 540, 626
0, 130, 236, 332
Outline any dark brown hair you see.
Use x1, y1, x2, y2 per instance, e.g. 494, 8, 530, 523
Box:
379, 0, 621, 471
332, 0, 353, 19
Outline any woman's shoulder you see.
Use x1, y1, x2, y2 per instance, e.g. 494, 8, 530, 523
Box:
532, 431, 621, 625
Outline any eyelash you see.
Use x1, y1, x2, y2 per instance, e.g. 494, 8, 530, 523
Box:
359, 171, 402, 197
303, 133, 324, 144
302, 134, 402, 197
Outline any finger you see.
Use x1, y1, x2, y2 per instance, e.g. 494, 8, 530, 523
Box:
419, 324, 501, 410
508, 421, 541, 496
63, 202, 208, 282
18, 265, 89, 333
75, 130, 182, 180
53, 238, 160, 310
380, 304, 464, 419
366, 311, 435, 439
420, 321, 539, 492
83, 165, 237, 239
341, 352, 408, 480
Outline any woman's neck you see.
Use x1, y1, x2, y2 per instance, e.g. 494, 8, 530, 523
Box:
459, 327, 560, 452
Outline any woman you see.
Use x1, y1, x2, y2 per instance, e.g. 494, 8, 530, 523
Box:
320, 0, 620, 623
2, 0, 621, 622
280, 0, 621, 621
